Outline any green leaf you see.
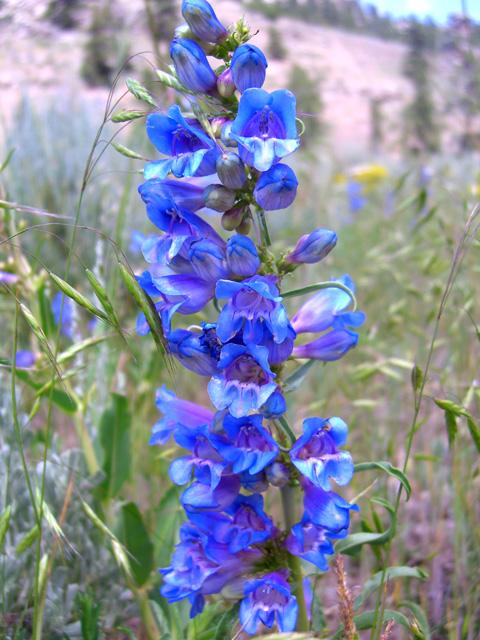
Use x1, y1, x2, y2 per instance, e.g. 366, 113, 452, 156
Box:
354, 461, 412, 501
0, 148, 15, 173
99, 393, 131, 497
214, 603, 240, 640
37, 285, 57, 338
400, 600, 431, 640
0, 505, 12, 548
115, 626, 137, 640
283, 359, 316, 392
354, 567, 428, 611
13, 369, 78, 414
335, 498, 394, 555
353, 609, 411, 631
445, 409, 458, 449
119, 502, 154, 587
154, 485, 184, 567
466, 416, 480, 454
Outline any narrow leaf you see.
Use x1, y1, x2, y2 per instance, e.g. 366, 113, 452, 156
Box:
14, 369, 78, 413
56, 333, 110, 364
283, 359, 315, 392
0, 148, 15, 173
354, 461, 412, 501
119, 502, 154, 587
354, 567, 428, 611
99, 393, 131, 497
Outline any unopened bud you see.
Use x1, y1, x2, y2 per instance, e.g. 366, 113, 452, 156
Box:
221, 205, 246, 231
211, 116, 230, 138
203, 184, 237, 212
170, 38, 217, 94
217, 67, 236, 98
236, 216, 251, 235
216, 152, 247, 189
266, 462, 290, 487
182, 0, 229, 43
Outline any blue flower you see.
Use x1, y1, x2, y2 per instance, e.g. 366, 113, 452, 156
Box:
225, 235, 260, 276
181, 474, 241, 513
52, 292, 74, 338
258, 322, 296, 364
144, 105, 220, 181
215, 275, 288, 345
181, 0, 229, 43
231, 44, 268, 93
229, 88, 299, 172
265, 461, 289, 487
139, 178, 206, 214
240, 572, 298, 634
146, 272, 216, 314
149, 385, 214, 446
0, 270, 18, 284
301, 478, 358, 533
208, 413, 279, 475
285, 228, 337, 265
289, 417, 353, 491
171, 38, 218, 94
208, 343, 277, 418
292, 328, 359, 361
347, 181, 366, 212
260, 390, 286, 419
188, 238, 230, 281
284, 517, 346, 571
14, 351, 35, 368
253, 164, 298, 211
291, 274, 365, 334
168, 325, 221, 375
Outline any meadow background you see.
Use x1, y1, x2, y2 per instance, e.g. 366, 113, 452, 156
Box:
0, 0, 479, 638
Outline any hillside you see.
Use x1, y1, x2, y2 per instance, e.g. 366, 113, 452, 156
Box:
0, 0, 473, 155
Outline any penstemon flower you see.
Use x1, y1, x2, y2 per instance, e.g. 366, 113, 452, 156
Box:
129, 1, 364, 633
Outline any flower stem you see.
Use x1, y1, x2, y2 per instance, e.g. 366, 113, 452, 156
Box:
280, 484, 309, 632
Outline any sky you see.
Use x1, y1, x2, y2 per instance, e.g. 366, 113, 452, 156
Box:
368, 0, 480, 24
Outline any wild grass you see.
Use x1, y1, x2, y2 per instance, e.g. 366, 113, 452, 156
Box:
0, 92, 479, 639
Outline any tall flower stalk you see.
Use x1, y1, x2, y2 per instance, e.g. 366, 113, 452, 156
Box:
128, 0, 365, 632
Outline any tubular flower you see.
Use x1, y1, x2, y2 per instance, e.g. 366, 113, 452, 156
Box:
144, 105, 220, 181
170, 38, 218, 94
285, 228, 337, 265
231, 44, 268, 93
229, 88, 299, 172
253, 163, 298, 211
181, 0, 229, 43
240, 572, 299, 635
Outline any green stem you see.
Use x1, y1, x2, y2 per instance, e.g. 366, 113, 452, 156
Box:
134, 589, 162, 640
280, 485, 309, 632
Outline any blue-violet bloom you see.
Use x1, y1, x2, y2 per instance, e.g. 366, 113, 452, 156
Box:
181, 0, 229, 43
240, 572, 298, 635
285, 228, 337, 265
231, 44, 268, 93
170, 38, 218, 94
253, 163, 298, 211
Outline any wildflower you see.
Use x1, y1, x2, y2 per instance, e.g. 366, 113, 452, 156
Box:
208, 343, 277, 418
215, 275, 288, 345
253, 163, 298, 211
292, 328, 359, 362
202, 184, 237, 212
52, 292, 73, 338
231, 44, 268, 93
229, 88, 299, 172
225, 235, 260, 276
289, 417, 353, 491
170, 38, 218, 94
144, 105, 220, 181
208, 413, 279, 475
14, 351, 35, 368
167, 327, 221, 375
188, 238, 230, 281
240, 572, 298, 634
285, 517, 345, 570
149, 385, 214, 446
181, 0, 229, 43
301, 478, 358, 532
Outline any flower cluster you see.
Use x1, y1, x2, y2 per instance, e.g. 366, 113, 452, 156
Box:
133, 0, 365, 633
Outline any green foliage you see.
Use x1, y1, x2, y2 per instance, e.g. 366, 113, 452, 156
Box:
99, 393, 132, 497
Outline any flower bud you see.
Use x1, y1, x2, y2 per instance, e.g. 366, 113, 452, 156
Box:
225, 235, 260, 276
285, 229, 337, 265
231, 43, 268, 93
253, 164, 298, 211
181, 0, 229, 43
203, 184, 237, 212
174, 22, 217, 54
221, 205, 247, 231
217, 67, 236, 98
188, 238, 230, 282
211, 116, 230, 138
216, 152, 247, 189
170, 37, 217, 94
236, 216, 251, 235
260, 390, 286, 419
266, 462, 289, 487
220, 121, 237, 147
